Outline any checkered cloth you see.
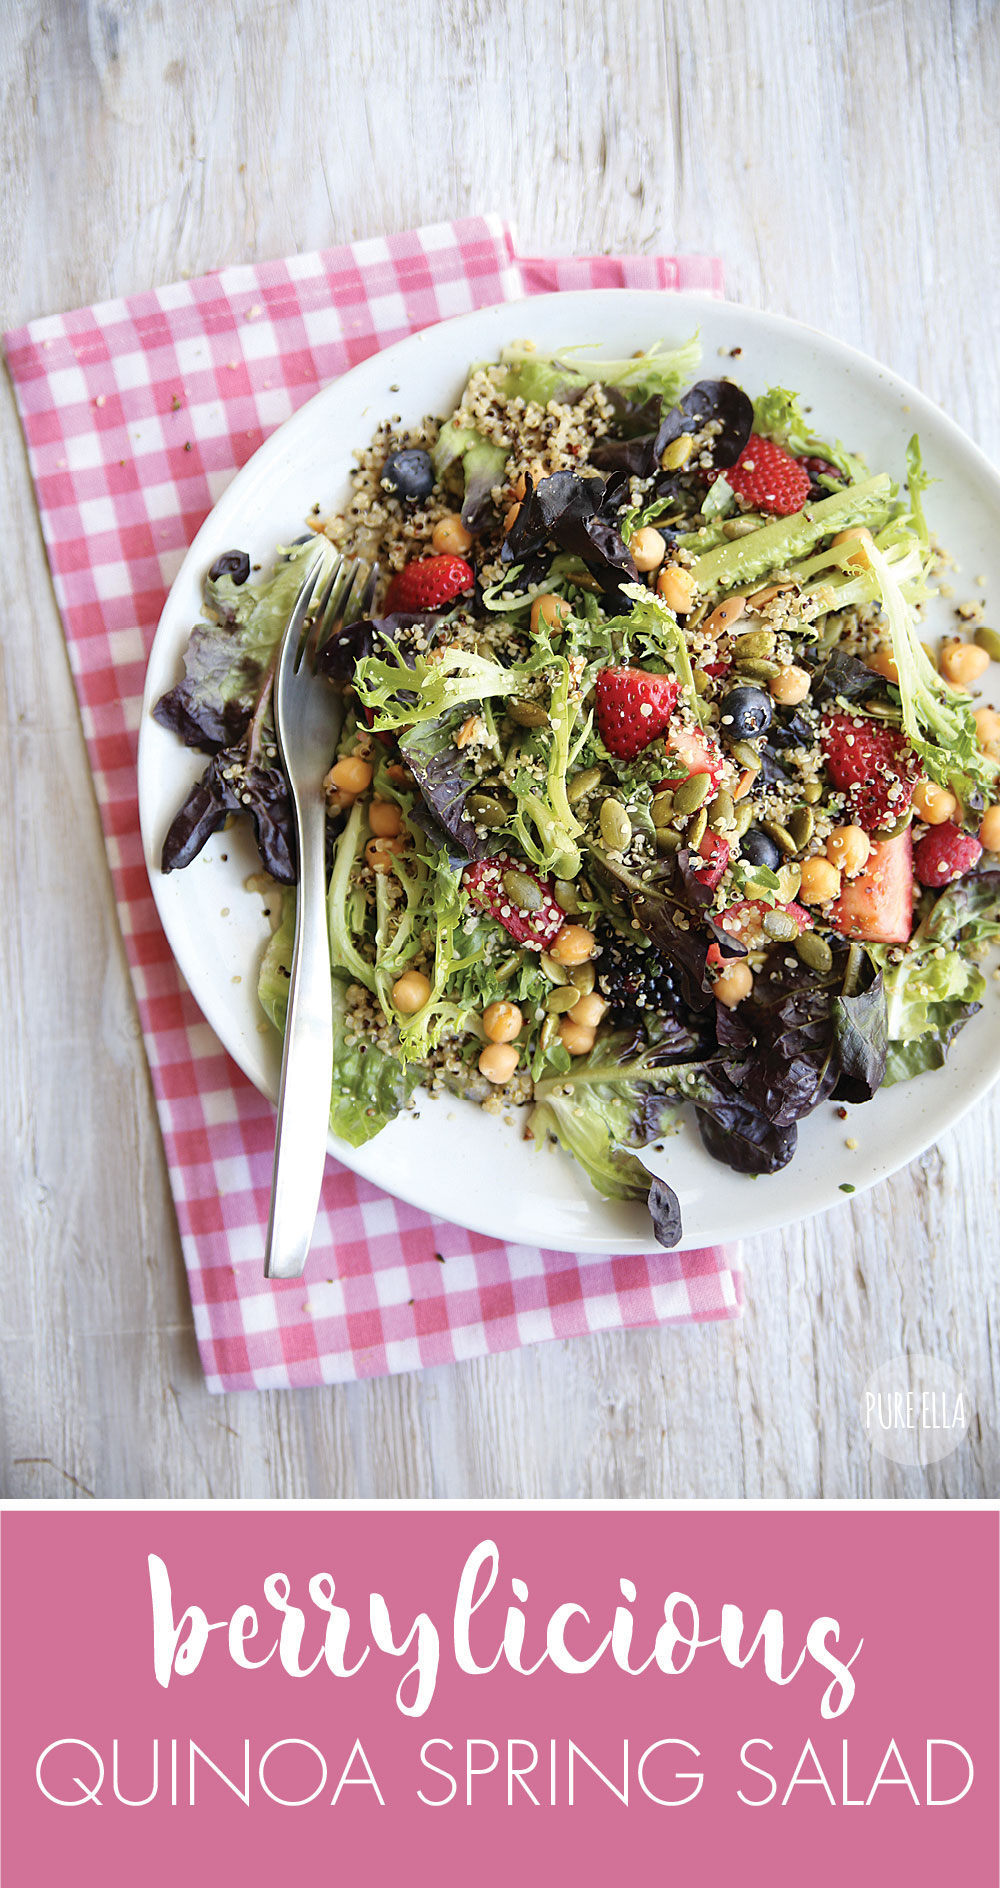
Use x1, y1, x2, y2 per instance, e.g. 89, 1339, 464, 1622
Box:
4, 216, 742, 1391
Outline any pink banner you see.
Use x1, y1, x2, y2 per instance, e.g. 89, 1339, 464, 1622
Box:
1, 1509, 996, 1884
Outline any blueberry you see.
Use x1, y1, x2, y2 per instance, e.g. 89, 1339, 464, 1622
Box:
740, 827, 781, 870
721, 685, 774, 739
380, 448, 435, 502
208, 549, 251, 585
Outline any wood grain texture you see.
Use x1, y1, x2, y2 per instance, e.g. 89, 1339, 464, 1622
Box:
1, 0, 998, 1499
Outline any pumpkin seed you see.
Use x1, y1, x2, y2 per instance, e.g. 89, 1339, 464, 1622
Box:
763, 908, 800, 942
693, 667, 711, 695
539, 1014, 560, 1052
567, 766, 603, 804
553, 878, 582, 914
660, 431, 694, 470
502, 868, 544, 910
795, 931, 833, 973
569, 960, 596, 993
733, 800, 756, 838
656, 826, 682, 852
762, 818, 798, 857
686, 807, 709, 849
873, 808, 914, 841
802, 780, 823, 804
788, 804, 815, 851
673, 772, 711, 816
708, 788, 735, 831
732, 628, 777, 660
546, 985, 582, 1015
600, 798, 632, 851
974, 625, 1000, 662
467, 791, 511, 828
731, 739, 763, 772
539, 951, 569, 985
651, 789, 676, 826
507, 697, 550, 728
776, 862, 802, 903
722, 514, 763, 539
734, 656, 782, 683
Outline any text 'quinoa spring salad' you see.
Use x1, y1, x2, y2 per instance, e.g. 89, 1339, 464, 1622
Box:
154, 335, 1000, 1246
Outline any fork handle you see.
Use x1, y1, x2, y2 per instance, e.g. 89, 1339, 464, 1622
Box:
264, 799, 333, 1279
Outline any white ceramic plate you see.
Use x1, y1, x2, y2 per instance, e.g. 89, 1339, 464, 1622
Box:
138, 290, 1000, 1253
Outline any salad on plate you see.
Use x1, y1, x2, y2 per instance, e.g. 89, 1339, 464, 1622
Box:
153, 335, 1000, 1246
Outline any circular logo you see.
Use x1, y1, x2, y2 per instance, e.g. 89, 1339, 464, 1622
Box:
861, 1353, 971, 1465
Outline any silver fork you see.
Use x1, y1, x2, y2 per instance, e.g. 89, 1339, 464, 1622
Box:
264, 548, 377, 1280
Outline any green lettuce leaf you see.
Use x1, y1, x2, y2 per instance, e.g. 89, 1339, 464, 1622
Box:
258, 900, 421, 1146
495, 336, 701, 410
752, 385, 865, 483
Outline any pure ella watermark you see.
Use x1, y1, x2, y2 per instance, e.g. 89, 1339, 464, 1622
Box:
861, 1354, 971, 1466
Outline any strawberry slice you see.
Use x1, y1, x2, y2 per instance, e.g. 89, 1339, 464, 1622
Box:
660, 721, 726, 791
830, 831, 914, 943
706, 898, 813, 967
463, 852, 565, 950
384, 554, 474, 614
821, 713, 919, 834
692, 830, 731, 892
595, 667, 680, 760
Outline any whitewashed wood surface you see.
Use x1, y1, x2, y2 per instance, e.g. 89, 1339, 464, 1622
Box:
2, 0, 998, 1498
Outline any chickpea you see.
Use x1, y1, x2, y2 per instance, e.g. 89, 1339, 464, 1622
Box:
770, 664, 811, 706
549, 924, 596, 966
558, 1017, 597, 1056
392, 970, 431, 1014
868, 647, 899, 684
973, 706, 1000, 749
631, 526, 667, 573
913, 778, 958, 825
714, 960, 753, 1008
365, 835, 404, 872
940, 639, 990, 687
326, 787, 356, 813
482, 1000, 522, 1044
702, 594, 745, 637
831, 525, 874, 569
980, 804, 1000, 851
656, 565, 698, 614
826, 824, 871, 877
329, 754, 373, 795
431, 512, 472, 556
530, 592, 572, 634
570, 991, 608, 1030
368, 799, 403, 838
799, 856, 842, 904
478, 1041, 520, 1084
503, 501, 521, 534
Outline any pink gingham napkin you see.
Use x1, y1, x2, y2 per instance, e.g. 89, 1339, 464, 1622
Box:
5, 215, 742, 1391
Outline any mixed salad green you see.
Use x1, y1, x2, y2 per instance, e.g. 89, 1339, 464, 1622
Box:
155, 336, 1000, 1246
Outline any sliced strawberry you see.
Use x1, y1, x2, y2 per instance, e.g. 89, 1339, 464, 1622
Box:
830, 831, 914, 943
912, 821, 983, 888
660, 721, 726, 791
726, 435, 811, 516
384, 554, 474, 614
463, 852, 565, 951
692, 830, 731, 892
821, 712, 919, 834
595, 667, 680, 760
706, 898, 813, 966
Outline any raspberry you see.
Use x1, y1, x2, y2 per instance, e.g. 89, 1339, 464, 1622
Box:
912, 822, 983, 888
595, 667, 680, 759
383, 554, 474, 613
726, 435, 811, 516
821, 713, 919, 833
463, 853, 565, 950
